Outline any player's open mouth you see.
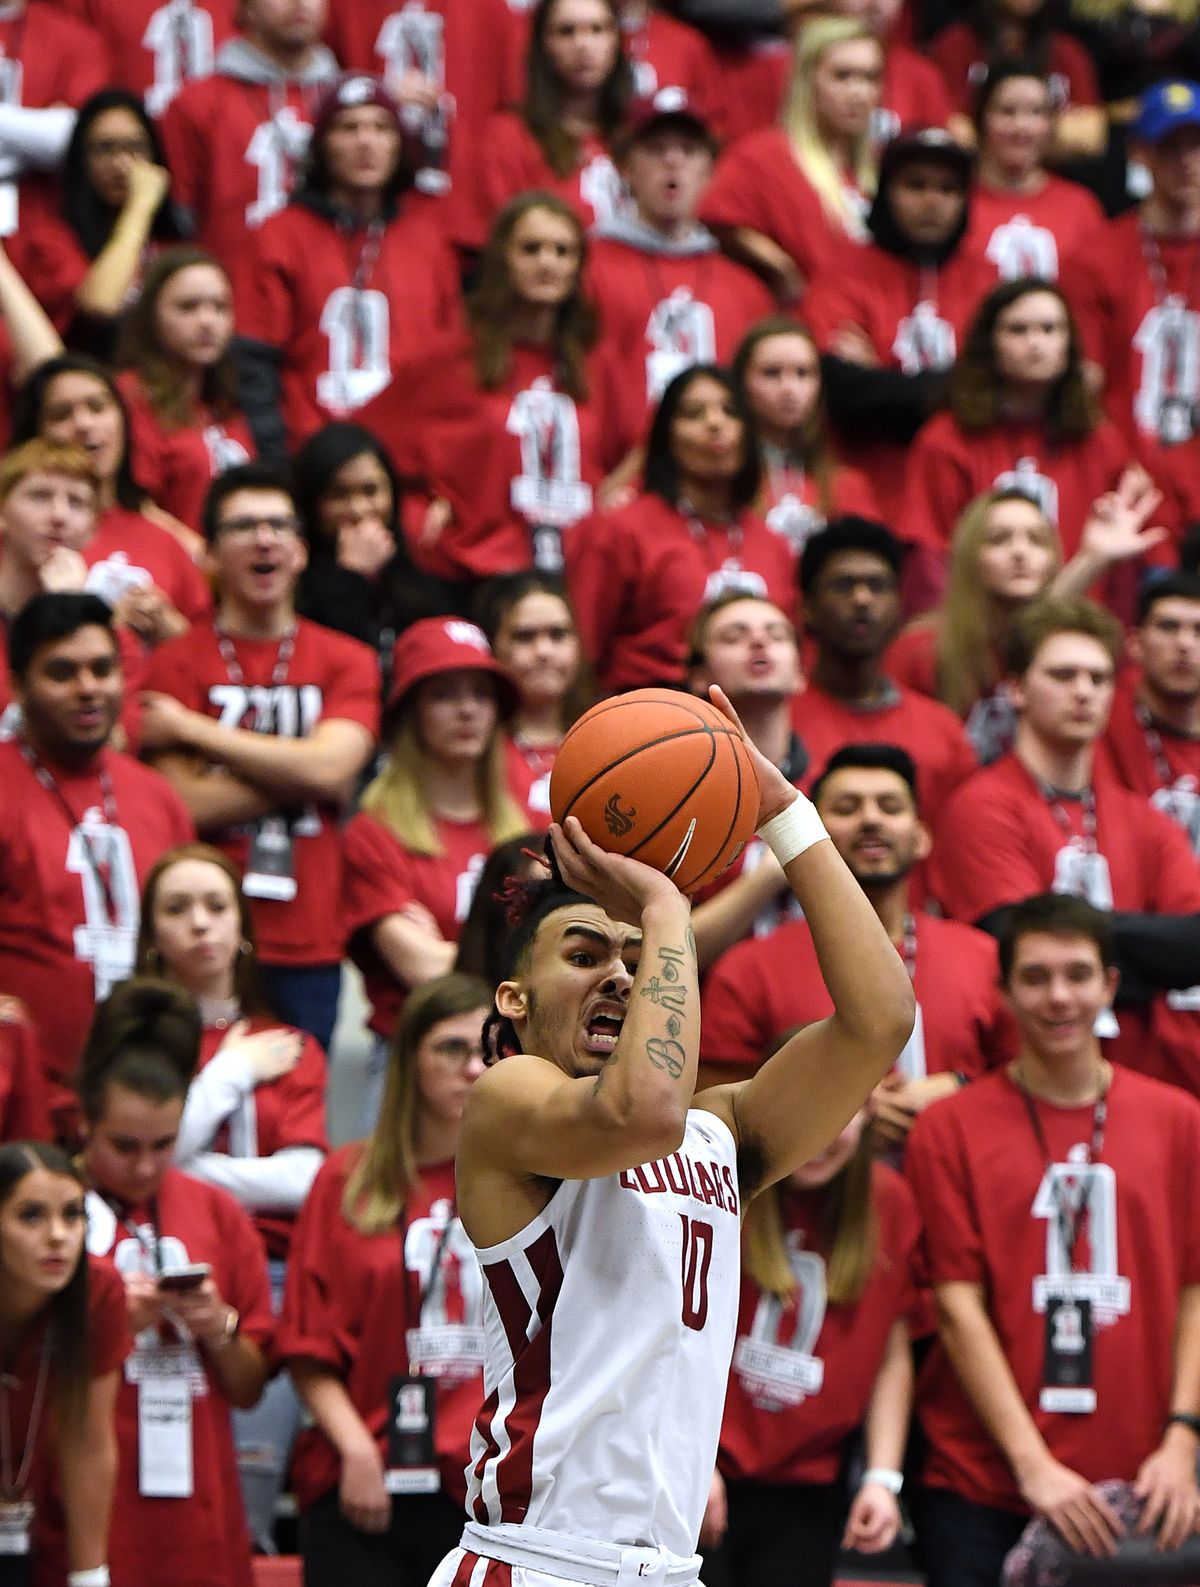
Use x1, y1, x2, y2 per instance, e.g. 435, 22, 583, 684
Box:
582, 1004, 625, 1054
251, 560, 279, 576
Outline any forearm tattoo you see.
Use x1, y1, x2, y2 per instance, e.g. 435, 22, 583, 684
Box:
641, 945, 690, 1077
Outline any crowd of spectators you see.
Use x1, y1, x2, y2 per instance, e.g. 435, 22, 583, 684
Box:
3, 2, 1200, 1587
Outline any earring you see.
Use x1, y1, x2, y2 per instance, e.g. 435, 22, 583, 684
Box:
238, 941, 252, 957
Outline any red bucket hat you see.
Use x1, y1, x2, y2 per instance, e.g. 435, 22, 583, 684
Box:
386, 617, 519, 718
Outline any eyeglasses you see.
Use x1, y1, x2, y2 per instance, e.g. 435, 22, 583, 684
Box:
216, 515, 302, 540
426, 1037, 485, 1068
86, 138, 154, 161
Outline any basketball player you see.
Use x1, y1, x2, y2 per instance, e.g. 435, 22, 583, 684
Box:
432, 686, 916, 1587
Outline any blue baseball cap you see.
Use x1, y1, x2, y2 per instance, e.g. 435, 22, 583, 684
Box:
1133, 80, 1200, 144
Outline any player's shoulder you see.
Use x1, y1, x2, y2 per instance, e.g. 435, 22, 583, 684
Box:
1112, 1063, 1200, 1129
941, 752, 1026, 820
917, 911, 998, 960
908, 1065, 1011, 1149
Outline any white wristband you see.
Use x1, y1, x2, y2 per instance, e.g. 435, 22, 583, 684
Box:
755, 792, 828, 868
68, 1570, 111, 1587
861, 1467, 903, 1495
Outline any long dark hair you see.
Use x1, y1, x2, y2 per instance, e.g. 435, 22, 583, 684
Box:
522, 0, 633, 177
77, 978, 200, 1125
114, 248, 240, 430
644, 364, 763, 511
948, 278, 1098, 446
11, 355, 145, 512
732, 317, 836, 518
292, 421, 403, 550
61, 89, 182, 258
0, 1142, 91, 1429
467, 192, 598, 401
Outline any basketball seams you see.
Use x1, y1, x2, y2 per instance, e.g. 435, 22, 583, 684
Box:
625, 731, 718, 864
678, 732, 750, 891
557, 724, 739, 822
549, 688, 760, 892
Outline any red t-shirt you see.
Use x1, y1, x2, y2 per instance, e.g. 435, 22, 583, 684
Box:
454, 112, 623, 252
143, 617, 380, 965
790, 679, 977, 822
0, 740, 194, 1096
241, 199, 463, 450
699, 128, 862, 295
117, 372, 254, 532
931, 751, 1200, 1089
362, 334, 634, 583
757, 460, 880, 562
927, 23, 1101, 117
28, 1261, 131, 1587
585, 236, 773, 439
567, 491, 797, 695
1100, 682, 1200, 857
806, 236, 997, 520
57, 0, 238, 115
906, 1067, 1200, 1510
83, 1168, 273, 1587
343, 809, 525, 1037
0, 1006, 51, 1143
966, 175, 1105, 286
279, 1147, 485, 1507
159, 67, 331, 317
719, 1164, 920, 1485
898, 412, 1143, 609
504, 734, 554, 829
194, 1018, 327, 1258
702, 912, 1014, 1078
83, 504, 214, 631
1065, 211, 1200, 491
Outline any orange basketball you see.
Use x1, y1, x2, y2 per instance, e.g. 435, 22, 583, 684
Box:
549, 689, 761, 893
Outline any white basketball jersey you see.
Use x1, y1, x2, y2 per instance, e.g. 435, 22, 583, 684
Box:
466, 1110, 741, 1557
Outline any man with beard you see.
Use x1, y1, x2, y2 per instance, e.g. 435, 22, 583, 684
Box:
700, 743, 1014, 1137
0, 590, 193, 1131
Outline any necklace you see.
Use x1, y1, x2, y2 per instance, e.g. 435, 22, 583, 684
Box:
198, 995, 240, 1031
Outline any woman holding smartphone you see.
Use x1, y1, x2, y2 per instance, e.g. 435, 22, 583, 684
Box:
77, 978, 274, 1587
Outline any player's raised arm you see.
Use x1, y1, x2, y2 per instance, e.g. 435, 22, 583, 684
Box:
696, 688, 916, 1197
458, 828, 699, 1201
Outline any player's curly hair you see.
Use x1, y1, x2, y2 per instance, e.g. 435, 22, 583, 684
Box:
480, 844, 591, 1065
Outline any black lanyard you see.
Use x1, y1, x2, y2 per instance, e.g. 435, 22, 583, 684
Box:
20, 737, 121, 924
1016, 1070, 1108, 1271
100, 1192, 163, 1275
1041, 781, 1099, 854
215, 621, 296, 726
399, 1207, 457, 1330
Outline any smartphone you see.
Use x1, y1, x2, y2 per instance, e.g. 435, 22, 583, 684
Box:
156, 1262, 211, 1292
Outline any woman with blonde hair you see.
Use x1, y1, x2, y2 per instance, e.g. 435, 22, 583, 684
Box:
700, 17, 883, 304
890, 470, 1169, 760
342, 619, 539, 1123
279, 972, 491, 1587
701, 1107, 920, 1587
